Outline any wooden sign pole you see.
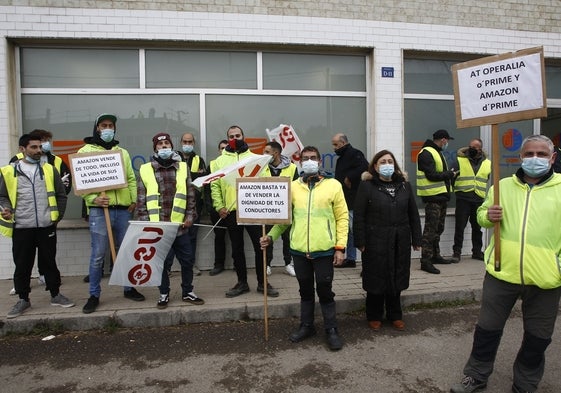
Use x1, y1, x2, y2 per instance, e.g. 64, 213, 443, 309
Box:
491, 124, 501, 271
101, 190, 118, 264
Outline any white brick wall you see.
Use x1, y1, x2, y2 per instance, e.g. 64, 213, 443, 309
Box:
0, 5, 556, 278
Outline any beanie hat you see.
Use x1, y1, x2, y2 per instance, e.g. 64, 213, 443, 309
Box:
152, 132, 174, 150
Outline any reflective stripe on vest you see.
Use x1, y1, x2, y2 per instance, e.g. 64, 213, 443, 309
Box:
0, 164, 59, 237
139, 162, 188, 223
454, 157, 491, 198
416, 147, 447, 196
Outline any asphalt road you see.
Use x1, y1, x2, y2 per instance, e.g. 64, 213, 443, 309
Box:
1, 304, 560, 393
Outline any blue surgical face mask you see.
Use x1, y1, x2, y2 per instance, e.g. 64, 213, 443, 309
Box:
182, 144, 194, 154
521, 156, 550, 178
41, 141, 52, 153
100, 129, 115, 142
442, 142, 449, 151
302, 159, 319, 175
26, 155, 41, 164
379, 164, 394, 179
157, 148, 173, 160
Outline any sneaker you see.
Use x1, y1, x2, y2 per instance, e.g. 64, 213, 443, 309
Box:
266, 266, 272, 276
285, 263, 296, 277
451, 253, 461, 263
37, 275, 46, 285
7, 299, 30, 319
51, 293, 75, 308
124, 288, 145, 301
256, 282, 280, 297
9, 287, 16, 295
183, 292, 205, 305
82, 295, 99, 314
157, 293, 169, 309
420, 260, 440, 274
335, 259, 356, 268
450, 375, 487, 393
225, 282, 250, 298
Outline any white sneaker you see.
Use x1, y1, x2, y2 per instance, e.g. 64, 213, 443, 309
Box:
285, 263, 296, 277
37, 275, 46, 285
9, 287, 16, 295
266, 266, 272, 276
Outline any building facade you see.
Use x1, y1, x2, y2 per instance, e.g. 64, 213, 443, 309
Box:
1, 1, 561, 278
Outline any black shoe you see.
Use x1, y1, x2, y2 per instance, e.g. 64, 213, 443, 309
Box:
82, 295, 99, 314
432, 256, 453, 264
511, 384, 532, 393
225, 282, 250, 298
257, 283, 279, 297
451, 253, 461, 263
325, 328, 343, 351
289, 324, 316, 343
335, 259, 356, 268
124, 288, 145, 301
83, 275, 90, 283
209, 266, 224, 276
472, 253, 485, 261
420, 261, 440, 274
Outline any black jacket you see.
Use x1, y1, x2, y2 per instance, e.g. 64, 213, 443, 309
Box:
334, 143, 369, 208
354, 173, 422, 295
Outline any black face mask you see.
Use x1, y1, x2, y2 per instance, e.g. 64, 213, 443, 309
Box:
468, 147, 479, 158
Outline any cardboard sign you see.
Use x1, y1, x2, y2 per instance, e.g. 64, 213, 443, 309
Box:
69, 150, 128, 195
236, 177, 291, 225
452, 46, 547, 128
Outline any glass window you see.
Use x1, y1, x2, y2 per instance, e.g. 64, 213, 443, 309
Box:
20, 48, 139, 88
404, 99, 481, 207
145, 50, 257, 88
205, 95, 367, 171
263, 53, 366, 91
21, 94, 200, 218
404, 59, 457, 95
545, 66, 561, 99
497, 120, 533, 179
542, 108, 561, 146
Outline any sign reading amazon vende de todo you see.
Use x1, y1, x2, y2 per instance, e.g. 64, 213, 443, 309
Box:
452, 47, 547, 128
236, 177, 291, 225
69, 150, 128, 195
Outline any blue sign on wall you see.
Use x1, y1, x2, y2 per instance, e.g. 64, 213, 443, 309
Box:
381, 67, 394, 78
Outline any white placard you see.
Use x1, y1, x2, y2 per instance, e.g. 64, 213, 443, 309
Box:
236, 177, 291, 225
69, 150, 128, 195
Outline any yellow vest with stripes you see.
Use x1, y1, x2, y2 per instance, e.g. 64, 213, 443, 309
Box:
139, 162, 188, 223
416, 147, 447, 196
0, 163, 59, 237
455, 157, 491, 198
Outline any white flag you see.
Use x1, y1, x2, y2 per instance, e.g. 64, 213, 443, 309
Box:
192, 154, 271, 188
109, 221, 179, 287
266, 124, 304, 163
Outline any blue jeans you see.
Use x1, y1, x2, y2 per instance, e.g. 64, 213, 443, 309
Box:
88, 207, 132, 297
346, 210, 356, 261
159, 230, 194, 296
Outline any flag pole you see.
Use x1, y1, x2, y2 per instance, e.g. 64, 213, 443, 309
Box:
262, 224, 269, 341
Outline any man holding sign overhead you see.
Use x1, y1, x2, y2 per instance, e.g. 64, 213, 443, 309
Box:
137, 132, 203, 309
80, 113, 145, 314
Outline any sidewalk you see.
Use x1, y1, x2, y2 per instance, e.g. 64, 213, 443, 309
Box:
0, 258, 485, 335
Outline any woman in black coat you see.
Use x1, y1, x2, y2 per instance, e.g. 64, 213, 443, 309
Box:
353, 149, 422, 331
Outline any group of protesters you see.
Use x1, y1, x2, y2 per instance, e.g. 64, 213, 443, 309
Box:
2, 114, 561, 391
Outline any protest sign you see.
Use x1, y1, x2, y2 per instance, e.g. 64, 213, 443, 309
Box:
236, 177, 291, 225
68, 150, 128, 195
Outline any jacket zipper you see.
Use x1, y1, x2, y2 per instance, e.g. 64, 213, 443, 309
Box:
518, 187, 531, 285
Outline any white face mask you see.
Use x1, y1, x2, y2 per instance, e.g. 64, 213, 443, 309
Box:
302, 159, 319, 175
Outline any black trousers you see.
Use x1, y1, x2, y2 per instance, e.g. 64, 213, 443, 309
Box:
365, 291, 402, 321
293, 254, 335, 304
12, 225, 61, 299
223, 212, 265, 285
453, 197, 483, 255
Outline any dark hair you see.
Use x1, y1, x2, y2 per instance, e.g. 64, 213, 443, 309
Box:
227, 125, 244, 137
265, 141, 282, 153
29, 129, 53, 140
368, 149, 404, 180
301, 146, 321, 159
19, 133, 42, 147
218, 139, 228, 148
